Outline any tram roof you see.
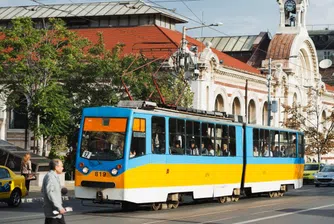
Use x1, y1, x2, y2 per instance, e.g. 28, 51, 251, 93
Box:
116, 100, 239, 123
83, 101, 304, 133
246, 123, 303, 133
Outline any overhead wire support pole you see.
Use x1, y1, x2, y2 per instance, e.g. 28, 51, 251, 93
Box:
267, 58, 272, 126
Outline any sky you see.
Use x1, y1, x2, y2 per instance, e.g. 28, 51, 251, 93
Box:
0, 0, 333, 38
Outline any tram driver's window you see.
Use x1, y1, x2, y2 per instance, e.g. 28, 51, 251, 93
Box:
152, 117, 166, 154
130, 118, 146, 158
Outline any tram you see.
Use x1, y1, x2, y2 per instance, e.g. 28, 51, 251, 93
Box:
75, 101, 304, 210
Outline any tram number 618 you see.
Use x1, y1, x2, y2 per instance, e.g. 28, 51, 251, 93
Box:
95, 171, 107, 177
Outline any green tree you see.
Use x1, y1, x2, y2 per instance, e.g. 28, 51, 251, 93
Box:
159, 71, 194, 108
0, 18, 194, 157
282, 89, 334, 162
0, 18, 90, 155
65, 32, 194, 126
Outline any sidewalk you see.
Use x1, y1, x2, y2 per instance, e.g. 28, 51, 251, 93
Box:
22, 181, 76, 204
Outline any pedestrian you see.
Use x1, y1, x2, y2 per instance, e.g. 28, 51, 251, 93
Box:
20, 153, 32, 192
42, 159, 66, 224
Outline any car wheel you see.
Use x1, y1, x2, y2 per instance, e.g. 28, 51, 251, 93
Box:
8, 189, 21, 207
315, 184, 320, 188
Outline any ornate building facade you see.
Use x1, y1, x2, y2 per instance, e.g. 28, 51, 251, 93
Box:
185, 0, 334, 162
192, 0, 333, 125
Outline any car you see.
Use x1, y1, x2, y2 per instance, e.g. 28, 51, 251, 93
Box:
314, 164, 334, 187
303, 163, 324, 184
0, 165, 28, 207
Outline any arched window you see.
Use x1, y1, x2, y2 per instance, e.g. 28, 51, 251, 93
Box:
248, 100, 256, 124
215, 95, 224, 112
321, 111, 327, 131
206, 86, 209, 111
232, 98, 241, 115
292, 93, 298, 108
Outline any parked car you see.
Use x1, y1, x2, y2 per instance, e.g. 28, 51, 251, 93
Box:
0, 165, 28, 207
314, 164, 334, 187
303, 163, 324, 184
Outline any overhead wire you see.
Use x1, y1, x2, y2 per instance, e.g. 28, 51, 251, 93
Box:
145, 0, 329, 76
180, 0, 204, 25
31, 0, 329, 77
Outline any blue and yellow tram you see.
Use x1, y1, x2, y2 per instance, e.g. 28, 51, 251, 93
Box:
75, 101, 304, 209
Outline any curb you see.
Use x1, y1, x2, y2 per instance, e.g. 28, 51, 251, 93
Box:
22, 196, 76, 204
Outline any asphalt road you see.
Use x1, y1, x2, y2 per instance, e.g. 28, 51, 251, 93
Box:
0, 184, 333, 224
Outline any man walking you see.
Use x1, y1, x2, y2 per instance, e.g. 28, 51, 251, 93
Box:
42, 159, 66, 224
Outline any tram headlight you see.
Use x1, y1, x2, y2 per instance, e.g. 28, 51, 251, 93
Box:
82, 167, 89, 174
111, 168, 118, 176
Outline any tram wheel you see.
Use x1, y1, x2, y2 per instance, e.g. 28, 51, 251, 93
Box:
152, 203, 162, 211
218, 196, 227, 204
273, 192, 279, 197
168, 201, 179, 209
268, 192, 275, 198
232, 196, 239, 202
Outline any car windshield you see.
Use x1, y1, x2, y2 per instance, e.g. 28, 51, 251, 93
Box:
80, 117, 127, 161
304, 164, 319, 171
321, 166, 334, 172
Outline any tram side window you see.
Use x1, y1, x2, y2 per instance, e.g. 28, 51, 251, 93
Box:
186, 121, 200, 156
298, 134, 305, 158
222, 125, 230, 156
253, 129, 260, 157
280, 131, 289, 157
288, 133, 297, 158
169, 118, 185, 155
215, 125, 223, 156
260, 129, 270, 157
152, 117, 166, 154
130, 118, 146, 158
229, 126, 236, 156
202, 123, 215, 156
270, 130, 281, 157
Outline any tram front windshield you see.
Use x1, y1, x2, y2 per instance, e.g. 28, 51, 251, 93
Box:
80, 117, 127, 161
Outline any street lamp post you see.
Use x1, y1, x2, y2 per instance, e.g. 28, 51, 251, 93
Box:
178, 23, 222, 78
181, 23, 223, 55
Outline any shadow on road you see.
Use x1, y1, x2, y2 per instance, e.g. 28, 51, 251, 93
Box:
278, 208, 334, 218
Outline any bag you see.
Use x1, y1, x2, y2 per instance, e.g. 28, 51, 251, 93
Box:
26, 174, 36, 180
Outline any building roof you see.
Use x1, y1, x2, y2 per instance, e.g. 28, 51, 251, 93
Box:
73, 25, 260, 74
196, 35, 261, 52
325, 83, 334, 92
308, 30, 334, 36
308, 30, 334, 50
0, 1, 187, 23
266, 33, 296, 60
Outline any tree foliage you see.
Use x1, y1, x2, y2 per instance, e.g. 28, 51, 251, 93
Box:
0, 18, 90, 154
282, 93, 334, 162
65, 32, 193, 123
0, 18, 194, 156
